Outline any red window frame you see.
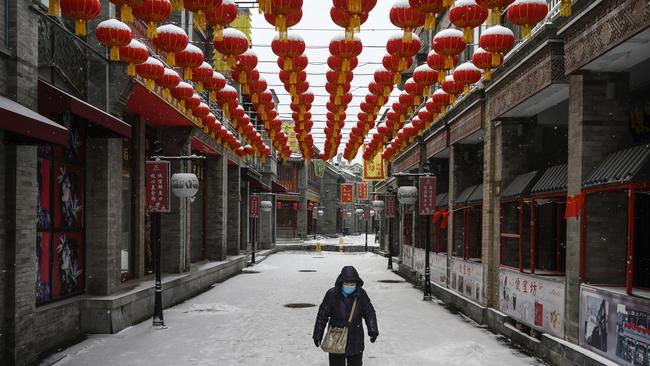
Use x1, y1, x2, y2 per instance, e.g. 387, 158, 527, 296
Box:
453, 204, 482, 260
499, 197, 527, 272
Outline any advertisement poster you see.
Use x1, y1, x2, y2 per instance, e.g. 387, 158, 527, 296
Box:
450, 258, 484, 305
402, 244, 414, 269
580, 285, 650, 366
412, 248, 448, 287
499, 268, 565, 337
340, 183, 354, 204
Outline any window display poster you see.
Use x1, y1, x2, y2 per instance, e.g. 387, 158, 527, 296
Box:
52, 232, 83, 299
412, 248, 448, 287
451, 258, 484, 305
499, 268, 565, 337
53, 163, 83, 229
37, 158, 52, 230
36, 232, 51, 304
580, 285, 650, 366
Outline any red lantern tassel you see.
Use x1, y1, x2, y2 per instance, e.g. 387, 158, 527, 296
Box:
259, 0, 271, 14
193, 12, 206, 32
450, 94, 456, 104
403, 29, 413, 43
179, 100, 186, 110
488, 8, 501, 26
522, 24, 532, 39
483, 69, 492, 81
424, 13, 436, 31
284, 58, 293, 71
196, 82, 204, 93
109, 46, 120, 61
146, 22, 157, 39
393, 72, 401, 84
184, 67, 192, 80
290, 72, 297, 84
48, 0, 61, 16
171, 0, 184, 11
342, 59, 350, 72
127, 63, 136, 76
75, 20, 87, 36
210, 91, 216, 102
438, 72, 445, 83
338, 72, 345, 84
463, 84, 470, 94
145, 78, 154, 90
491, 52, 501, 68
166, 52, 175, 66
243, 84, 250, 95
223, 104, 230, 120
238, 72, 247, 84
214, 26, 223, 42
119, 4, 133, 23
463, 27, 473, 43
560, 0, 572, 16
276, 15, 288, 40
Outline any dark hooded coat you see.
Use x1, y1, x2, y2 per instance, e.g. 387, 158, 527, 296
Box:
313, 266, 379, 356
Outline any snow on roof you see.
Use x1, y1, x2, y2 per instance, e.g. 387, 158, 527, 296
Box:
482, 25, 514, 37
434, 28, 464, 39
222, 28, 248, 40
455, 61, 480, 72
98, 18, 131, 31
156, 23, 187, 36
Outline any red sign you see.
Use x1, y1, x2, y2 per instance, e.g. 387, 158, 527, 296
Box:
363, 206, 371, 220
341, 183, 354, 204
357, 182, 369, 201
385, 194, 396, 218
419, 176, 437, 216
249, 196, 260, 218
146, 161, 170, 213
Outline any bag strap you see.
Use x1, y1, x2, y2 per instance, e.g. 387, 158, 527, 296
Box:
346, 298, 358, 326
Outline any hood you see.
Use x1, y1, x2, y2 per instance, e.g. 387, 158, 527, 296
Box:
335, 266, 364, 288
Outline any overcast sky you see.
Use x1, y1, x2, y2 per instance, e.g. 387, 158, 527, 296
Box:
249, 1, 404, 163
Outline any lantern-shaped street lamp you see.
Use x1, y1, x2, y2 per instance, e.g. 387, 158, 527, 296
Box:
261, 201, 272, 213
397, 186, 418, 205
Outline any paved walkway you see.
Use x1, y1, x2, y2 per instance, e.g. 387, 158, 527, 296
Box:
42, 252, 544, 366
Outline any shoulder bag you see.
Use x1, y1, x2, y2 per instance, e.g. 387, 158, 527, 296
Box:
321, 298, 358, 354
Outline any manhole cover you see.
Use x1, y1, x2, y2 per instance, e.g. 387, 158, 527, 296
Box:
298, 270, 317, 272
284, 303, 317, 308
241, 270, 260, 274
378, 280, 405, 283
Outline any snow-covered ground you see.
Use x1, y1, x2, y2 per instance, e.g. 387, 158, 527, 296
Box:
303, 233, 380, 247
42, 252, 544, 366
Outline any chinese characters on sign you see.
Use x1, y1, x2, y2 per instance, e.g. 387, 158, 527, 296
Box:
145, 161, 170, 213
419, 176, 436, 216
357, 182, 369, 201
385, 194, 396, 218
249, 196, 260, 218
363, 150, 385, 181
340, 183, 354, 204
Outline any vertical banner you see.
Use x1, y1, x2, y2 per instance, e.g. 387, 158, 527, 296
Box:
340, 183, 354, 204
419, 176, 437, 216
363, 149, 385, 181
145, 161, 170, 213
313, 159, 325, 178
249, 196, 260, 218
385, 194, 396, 218
357, 182, 369, 201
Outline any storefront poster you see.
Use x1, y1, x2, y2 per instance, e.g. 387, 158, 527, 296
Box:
341, 183, 354, 204
37, 158, 52, 229
451, 258, 484, 305
36, 232, 51, 304
580, 285, 650, 366
53, 163, 83, 229
52, 232, 83, 299
499, 268, 565, 337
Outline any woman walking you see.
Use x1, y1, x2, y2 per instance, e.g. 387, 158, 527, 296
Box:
313, 266, 379, 366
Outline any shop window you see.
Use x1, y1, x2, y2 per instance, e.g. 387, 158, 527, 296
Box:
534, 199, 566, 273
437, 217, 448, 253
36, 114, 85, 304
634, 192, 650, 290
500, 201, 523, 270
453, 209, 465, 256
121, 139, 135, 281
467, 207, 482, 260
190, 160, 205, 262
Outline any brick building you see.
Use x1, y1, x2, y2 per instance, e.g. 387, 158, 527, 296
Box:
0, 1, 281, 364
384, 1, 650, 365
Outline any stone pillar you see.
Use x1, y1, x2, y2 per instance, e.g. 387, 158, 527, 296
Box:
565, 71, 631, 342
0, 132, 7, 365
240, 180, 249, 251
85, 138, 123, 295
259, 195, 273, 249
227, 165, 241, 255
5, 145, 38, 365
131, 118, 146, 278
205, 154, 228, 260
482, 118, 500, 307
159, 128, 191, 273
296, 163, 308, 239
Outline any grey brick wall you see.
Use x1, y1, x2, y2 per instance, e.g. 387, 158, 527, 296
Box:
205, 155, 228, 260
0, 130, 6, 366
297, 163, 308, 239
320, 168, 341, 236
131, 118, 146, 278
85, 138, 123, 295
482, 118, 500, 307
240, 180, 249, 251
227, 165, 240, 255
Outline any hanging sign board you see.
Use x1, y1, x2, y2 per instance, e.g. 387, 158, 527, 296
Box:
249, 196, 260, 218
419, 176, 437, 216
341, 183, 354, 204
145, 161, 170, 213
357, 182, 369, 201
385, 194, 396, 218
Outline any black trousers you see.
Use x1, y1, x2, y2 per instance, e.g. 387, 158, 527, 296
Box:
329, 352, 363, 366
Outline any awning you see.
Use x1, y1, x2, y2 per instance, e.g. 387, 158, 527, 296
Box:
250, 179, 271, 193
467, 183, 483, 203
125, 82, 194, 128
277, 194, 300, 202
436, 192, 448, 208
0, 95, 68, 145
454, 185, 478, 206
272, 181, 288, 193
583, 144, 650, 188
530, 164, 567, 195
191, 137, 220, 157
501, 171, 539, 199
38, 80, 131, 138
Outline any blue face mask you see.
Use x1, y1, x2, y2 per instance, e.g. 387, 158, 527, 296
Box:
342, 284, 357, 295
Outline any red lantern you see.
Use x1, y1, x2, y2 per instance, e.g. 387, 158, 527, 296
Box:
206, 0, 238, 42
413, 64, 438, 91
192, 102, 210, 120
215, 84, 239, 120
203, 71, 227, 101
135, 57, 164, 90
507, 0, 548, 39
183, 0, 222, 32
326, 70, 354, 85
328, 56, 358, 73
431, 89, 451, 108
280, 70, 308, 85
329, 36, 363, 59
152, 24, 188, 66
386, 32, 421, 71
265, 3, 302, 39
383, 54, 414, 77
214, 28, 250, 68
61, 0, 101, 36
95, 19, 132, 61
132, 0, 172, 39
409, 0, 445, 30
479, 25, 515, 67
232, 49, 258, 80
155, 68, 181, 100
186, 93, 202, 111
171, 81, 194, 109
272, 35, 306, 67
453, 62, 482, 93
475, 0, 514, 25
389, 1, 425, 42
472, 47, 501, 81
278, 55, 308, 72
204, 113, 217, 135
175, 44, 204, 80
432, 29, 466, 69
192, 62, 214, 93
449, 0, 489, 42
441, 75, 464, 103
120, 39, 149, 76
330, 7, 369, 39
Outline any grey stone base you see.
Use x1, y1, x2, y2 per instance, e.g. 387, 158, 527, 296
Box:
397, 263, 613, 366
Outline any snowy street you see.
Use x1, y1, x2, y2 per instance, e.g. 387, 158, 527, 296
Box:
43, 252, 545, 366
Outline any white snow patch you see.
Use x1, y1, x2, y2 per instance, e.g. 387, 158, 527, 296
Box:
435, 28, 464, 39
156, 24, 187, 36
222, 28, 248, 40
97, 18, 131, 31
482, 25, 515, 37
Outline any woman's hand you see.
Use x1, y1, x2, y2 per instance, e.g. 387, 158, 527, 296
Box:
314, 338, 321, 347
